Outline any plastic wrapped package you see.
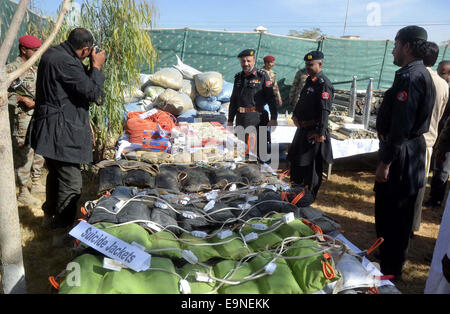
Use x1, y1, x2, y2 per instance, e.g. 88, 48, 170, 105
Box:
156, 89, 194, 116
148, 67, 183, 90
143, 85, 166, 102
194, 72, 223, 97
180, 79, 197, 102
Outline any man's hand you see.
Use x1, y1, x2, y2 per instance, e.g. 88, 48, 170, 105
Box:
91, 47, 106, 70
267, 120, 277, 127
17, 95, 35, 109
314, 134, 326, 143
376, 162, 391, 183
443, 254, 450, 283
279, 99, 283, 107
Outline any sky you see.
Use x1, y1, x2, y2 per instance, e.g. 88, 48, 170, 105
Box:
34, 0, 450, 44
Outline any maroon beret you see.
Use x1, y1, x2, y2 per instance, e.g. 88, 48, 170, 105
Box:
19, 35, 42, 49
264, 55, 275, 62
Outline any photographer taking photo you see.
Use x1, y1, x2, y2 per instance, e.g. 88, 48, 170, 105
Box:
28, 28, 106, 230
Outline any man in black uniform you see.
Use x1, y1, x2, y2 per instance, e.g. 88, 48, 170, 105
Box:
375, 25, 435, 280
288, 51, 334, 204
228, 49, 279, 161
28, 28, 106, 229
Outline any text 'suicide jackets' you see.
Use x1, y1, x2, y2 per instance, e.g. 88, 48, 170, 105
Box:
29, 41, 105, 164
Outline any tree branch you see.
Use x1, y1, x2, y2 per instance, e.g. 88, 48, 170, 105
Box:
0, 0, 30, 67
5, 0, 73, 87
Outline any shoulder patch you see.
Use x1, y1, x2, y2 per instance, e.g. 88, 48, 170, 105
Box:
321, 92, 330, 100
397, 91, 408, 102
266, 81, 273, 87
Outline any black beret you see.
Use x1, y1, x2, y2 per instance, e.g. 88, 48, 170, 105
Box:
396, 25, 428, 42
304, 51, 324, 61
238, 49, 256, 58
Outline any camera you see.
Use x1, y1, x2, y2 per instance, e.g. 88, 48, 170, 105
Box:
93, 45, 107, 61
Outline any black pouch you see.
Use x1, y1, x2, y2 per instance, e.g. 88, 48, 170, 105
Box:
178, 207, 210, 232
88, 196, 121, 224
98, 166, 123, 193
151, 208, 180, 235
180, 167, 212, 193
116, 201, 152, 225
209, 168, 240, 189
206, 201, 237, 224
123, 169, 156, 188
156, 165, 181, 193
235, 164, 265, 185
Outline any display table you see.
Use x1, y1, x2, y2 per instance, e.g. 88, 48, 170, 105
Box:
271, 126, 379, 177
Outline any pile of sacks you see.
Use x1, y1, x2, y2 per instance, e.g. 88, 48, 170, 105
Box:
50, 162, 387, 295
140, 56, 233, 125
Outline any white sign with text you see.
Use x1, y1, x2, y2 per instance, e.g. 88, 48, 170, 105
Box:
69, 221, 151, 272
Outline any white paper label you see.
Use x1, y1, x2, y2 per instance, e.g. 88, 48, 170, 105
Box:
69, 221, 151, 272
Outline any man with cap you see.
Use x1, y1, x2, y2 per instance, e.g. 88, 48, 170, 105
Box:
287, 50, 334, 205
228, 49, 279, 161
374, 25, 435, 281
6, 35, 45, 207
261, 55, 282, 107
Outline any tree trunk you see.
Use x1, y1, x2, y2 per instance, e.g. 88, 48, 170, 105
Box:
0, 0, 71, 294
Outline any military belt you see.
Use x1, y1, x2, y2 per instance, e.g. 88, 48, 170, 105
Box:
238, 106, 264, 113
298, 120, 319, 128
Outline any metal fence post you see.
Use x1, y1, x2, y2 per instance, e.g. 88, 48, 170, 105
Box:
349, 75, 357, 119
255, 31, 263, 64
377, 40, 389, 89
363, 78, 373, 130
181, 27, 189, 62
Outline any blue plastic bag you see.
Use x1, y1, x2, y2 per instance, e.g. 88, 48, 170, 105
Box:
217, 80, 234, 102
177, 109, 198, 123
195, 95, 222, 112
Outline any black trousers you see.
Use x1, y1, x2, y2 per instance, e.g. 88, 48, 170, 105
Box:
43, 157, 82, 227
375, 182, 417, 277
429, 151, 450, 204
235, 111, 270, 162
290, 152, 324, 203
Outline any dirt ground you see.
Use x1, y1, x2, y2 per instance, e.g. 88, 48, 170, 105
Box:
12, 158, 448, 294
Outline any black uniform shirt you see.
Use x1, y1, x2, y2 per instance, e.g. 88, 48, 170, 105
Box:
228, 68, 279, 123
376, 60, 436, 164
293, 71, 334, 136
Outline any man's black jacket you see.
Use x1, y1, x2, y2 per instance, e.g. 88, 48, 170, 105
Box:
29, 41, 105, 164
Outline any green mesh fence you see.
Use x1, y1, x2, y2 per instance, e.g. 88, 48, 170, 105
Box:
149, 28, 449, 95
